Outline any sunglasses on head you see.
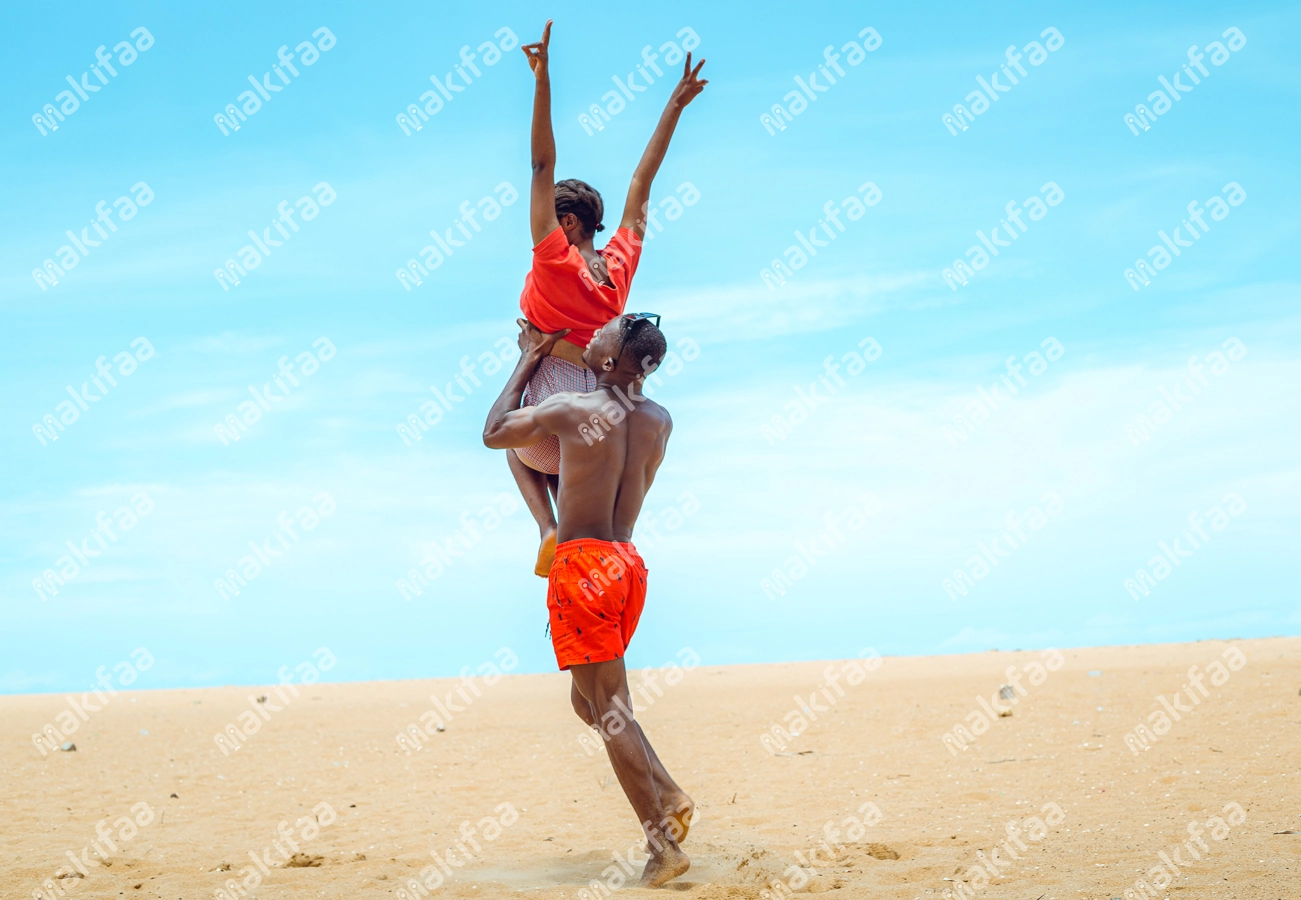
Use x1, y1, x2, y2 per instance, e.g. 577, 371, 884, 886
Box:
615, 312, 661, 363
621, 312, 661, 329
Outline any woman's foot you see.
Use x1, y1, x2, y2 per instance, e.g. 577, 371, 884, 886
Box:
534, 529, 557, 577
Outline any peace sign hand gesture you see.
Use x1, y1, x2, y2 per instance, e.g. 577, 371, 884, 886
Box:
669, 52, 708, 110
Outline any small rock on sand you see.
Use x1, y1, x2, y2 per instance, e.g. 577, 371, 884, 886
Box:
60, 742, 76, 752
284, 853, 324, 868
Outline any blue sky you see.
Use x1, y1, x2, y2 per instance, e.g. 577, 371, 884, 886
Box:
3, 1, 1298, 695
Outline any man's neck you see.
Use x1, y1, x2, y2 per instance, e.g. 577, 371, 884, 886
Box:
594, 372, 644, 399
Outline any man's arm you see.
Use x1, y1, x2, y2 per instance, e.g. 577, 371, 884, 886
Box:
619, 53, 708, 237
522, 21, 560, 245
482, 319, 571, 449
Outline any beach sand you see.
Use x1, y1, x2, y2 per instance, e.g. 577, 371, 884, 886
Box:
4, 637, 1296, 899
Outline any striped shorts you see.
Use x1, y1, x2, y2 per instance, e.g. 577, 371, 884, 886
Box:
516, 356, 596, 475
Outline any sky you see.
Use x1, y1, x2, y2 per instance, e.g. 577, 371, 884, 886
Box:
3, 1, 1298, 695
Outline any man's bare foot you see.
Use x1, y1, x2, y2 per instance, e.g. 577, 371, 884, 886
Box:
639, 844, 689, 888
664, 796, 696, 843
534, 529, 557, 577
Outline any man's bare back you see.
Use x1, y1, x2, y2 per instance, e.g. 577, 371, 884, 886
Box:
538, 387, 671, 544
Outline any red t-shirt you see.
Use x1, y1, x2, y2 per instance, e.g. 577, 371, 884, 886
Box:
519, 226, 643, 347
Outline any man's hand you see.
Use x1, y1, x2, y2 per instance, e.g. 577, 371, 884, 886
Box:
521, 19, 552, 79
483, 317, 570, 450
517, 318, 571, 359
668, 53, 707, 110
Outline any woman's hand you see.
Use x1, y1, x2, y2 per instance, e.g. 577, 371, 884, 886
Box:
669, 52, 708, 109
521, 19, 552, 79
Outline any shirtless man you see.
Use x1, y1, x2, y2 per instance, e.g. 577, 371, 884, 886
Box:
482, 313, 694, 888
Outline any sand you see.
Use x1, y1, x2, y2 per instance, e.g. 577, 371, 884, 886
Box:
4, 638, 1297, 899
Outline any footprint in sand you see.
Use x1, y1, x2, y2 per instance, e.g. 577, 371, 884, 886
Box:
865, 843, 900, 860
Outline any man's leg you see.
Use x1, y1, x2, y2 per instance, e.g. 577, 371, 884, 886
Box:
569, 682, 694, 837
505, 449, 557, 577
569, 660, 689, 887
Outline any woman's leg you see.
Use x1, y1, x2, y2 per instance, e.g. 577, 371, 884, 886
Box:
506, 449, 557, 576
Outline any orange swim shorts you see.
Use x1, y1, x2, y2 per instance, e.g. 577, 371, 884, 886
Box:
547, 539, 647, 670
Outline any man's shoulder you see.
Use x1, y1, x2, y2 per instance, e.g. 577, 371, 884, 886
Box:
640, 396, 670, 422
631, 396, 672, 436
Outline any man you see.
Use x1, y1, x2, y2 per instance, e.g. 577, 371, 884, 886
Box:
506, 19, 707, 577
483, 313, 694, 888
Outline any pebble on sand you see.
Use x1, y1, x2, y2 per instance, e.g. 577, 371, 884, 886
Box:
59, 742, 76, 752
